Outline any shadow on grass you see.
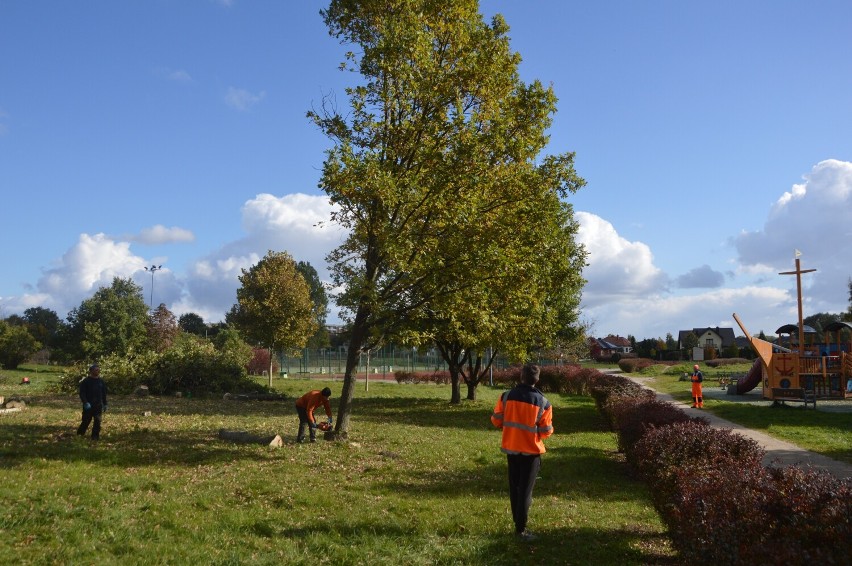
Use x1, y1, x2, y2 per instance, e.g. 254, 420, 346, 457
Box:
0, 421, 281, 469
267, 518, 676, 565
352, 392, 609, 434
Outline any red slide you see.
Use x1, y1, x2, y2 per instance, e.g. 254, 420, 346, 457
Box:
736, 359, 762, 394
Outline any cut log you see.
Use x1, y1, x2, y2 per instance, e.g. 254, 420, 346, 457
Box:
218, 429, 283, 447
222, 393, 288, 401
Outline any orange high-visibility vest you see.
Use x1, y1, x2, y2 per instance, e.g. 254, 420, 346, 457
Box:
491, 384, 553, 455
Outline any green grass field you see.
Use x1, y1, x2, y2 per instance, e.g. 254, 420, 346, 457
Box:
0, 373, 675, 565
636, 363, 852, 464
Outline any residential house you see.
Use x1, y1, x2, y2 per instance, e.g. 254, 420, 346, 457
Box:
677, 327, 736, 350
589, 335, 633, 360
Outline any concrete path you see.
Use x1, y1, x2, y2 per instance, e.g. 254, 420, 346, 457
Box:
625, 376, 852, 480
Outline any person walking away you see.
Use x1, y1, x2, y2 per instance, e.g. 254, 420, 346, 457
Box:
77, 364, 107, 440
490, 364, 553, 541
295, 387, 333, 443
691, 364, 704, 408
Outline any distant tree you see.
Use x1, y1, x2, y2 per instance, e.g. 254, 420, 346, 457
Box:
804, 312, 841, 336
845, 277, 852, 321
230, 251, 319, 386
0, 320, 42, 369
178, 312, 207, 336
682, 332, 699, 352
665, 332, 677, 351
22, 307, 62, 350
147, 304, 180, 353
63, 277, 150, 361
211, 327, 253, 368
296, 261, 331, 349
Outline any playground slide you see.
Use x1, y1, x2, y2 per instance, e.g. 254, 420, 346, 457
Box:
736, 359, 762, 394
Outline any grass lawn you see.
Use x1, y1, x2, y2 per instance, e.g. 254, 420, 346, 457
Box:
636, 363, 852, 465
0, 375, 675, 565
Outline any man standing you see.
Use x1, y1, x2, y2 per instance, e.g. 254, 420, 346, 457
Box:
77, 364, 107, 440
295, 387, 333, 443
491, 364, 553, 541
690, 364, 704, 408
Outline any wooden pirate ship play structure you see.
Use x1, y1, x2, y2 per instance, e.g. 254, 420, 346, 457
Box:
732, 256, 852, 401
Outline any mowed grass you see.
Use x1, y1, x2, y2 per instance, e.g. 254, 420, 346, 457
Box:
639, 365, 852, 464
0, 377, 674, 565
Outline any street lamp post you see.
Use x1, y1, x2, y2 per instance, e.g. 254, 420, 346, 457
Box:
144, 265, 162, 308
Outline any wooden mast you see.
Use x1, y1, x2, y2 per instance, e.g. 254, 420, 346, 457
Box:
778, 252, 816, 356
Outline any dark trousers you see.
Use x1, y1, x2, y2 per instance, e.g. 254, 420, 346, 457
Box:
296, 405, 314, 442
507, 453, 541, 533
77, 407, 103, 439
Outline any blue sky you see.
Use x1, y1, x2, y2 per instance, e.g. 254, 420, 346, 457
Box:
1, 1, 850, 341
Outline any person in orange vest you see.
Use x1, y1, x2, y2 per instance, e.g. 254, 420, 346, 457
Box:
295, 387, 333, 443
690, 364, 704, 408
491, 364, 553, 541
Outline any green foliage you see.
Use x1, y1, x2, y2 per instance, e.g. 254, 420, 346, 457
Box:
22, 306, 62, 349
0, 320, 42, 369
681, 331, 699, 351
231, 250, 319, 363
178, 312, 207, 336
314, 0, 586, 424
296, 261, 330, 350
57, 333, 261, 396
62, 277, 150, 361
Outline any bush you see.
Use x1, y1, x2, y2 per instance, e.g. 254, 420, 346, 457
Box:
666, 463, 852, 565
393, 370, 450, 385
617, 358, 654, 373
608, 397, 699, 453
705, 357, 751, 368
589, 373, 652, 418
58, 337, 265, 396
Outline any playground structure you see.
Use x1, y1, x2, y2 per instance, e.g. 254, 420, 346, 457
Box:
732, 256, 852, 401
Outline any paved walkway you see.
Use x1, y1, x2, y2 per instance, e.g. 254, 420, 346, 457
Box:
624, 376, 852, 480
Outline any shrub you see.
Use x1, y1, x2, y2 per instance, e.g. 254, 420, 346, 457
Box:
590, 373, 653, 421
666, 463, 852, 565
608, 397, 699, 453
617, 358, 654, 373
393, 369, 450, 385
705, 357, 751, 368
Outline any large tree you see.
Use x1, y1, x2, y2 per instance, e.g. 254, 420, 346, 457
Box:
313, 0, 586, 433
229, 250, 318, 386
63, 277, 150, 361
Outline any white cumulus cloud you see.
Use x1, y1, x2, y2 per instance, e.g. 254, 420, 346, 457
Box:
132, 225, 195, 245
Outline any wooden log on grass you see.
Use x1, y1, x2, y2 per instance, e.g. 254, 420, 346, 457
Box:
218, 429, 283, 447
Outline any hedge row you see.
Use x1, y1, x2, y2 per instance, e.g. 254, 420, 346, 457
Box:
595, 374, 852, 565
394, 365, 606, 395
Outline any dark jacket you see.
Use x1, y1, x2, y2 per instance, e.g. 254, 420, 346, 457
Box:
79, 377, 107, 409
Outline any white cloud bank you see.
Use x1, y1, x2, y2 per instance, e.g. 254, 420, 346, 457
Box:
3, 160, 850, 340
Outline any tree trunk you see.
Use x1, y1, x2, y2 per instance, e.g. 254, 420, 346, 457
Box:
268, 347, 274, 388
332, 307, 370, 439
450, 368, 462, 404
466, 380, 478, 401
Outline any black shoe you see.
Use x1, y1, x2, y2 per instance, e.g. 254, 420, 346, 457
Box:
517, 530, 537, 542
